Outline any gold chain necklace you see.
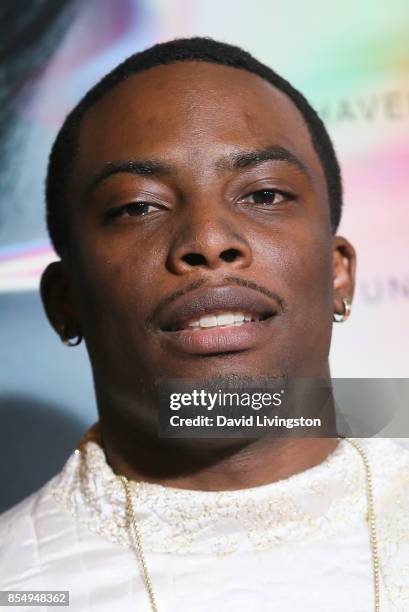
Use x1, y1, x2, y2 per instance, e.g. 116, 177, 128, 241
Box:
119, 478, 159, 611
119, 438, 381, 612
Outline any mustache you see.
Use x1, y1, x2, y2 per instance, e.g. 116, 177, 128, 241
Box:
146, 275, 285, 328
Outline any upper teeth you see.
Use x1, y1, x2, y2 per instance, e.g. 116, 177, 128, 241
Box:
187, 312, 256, 329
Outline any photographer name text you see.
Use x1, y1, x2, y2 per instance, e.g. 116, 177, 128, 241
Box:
169, 415, 321, 429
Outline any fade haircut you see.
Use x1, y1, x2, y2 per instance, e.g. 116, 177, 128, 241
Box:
46, 36, 343, 256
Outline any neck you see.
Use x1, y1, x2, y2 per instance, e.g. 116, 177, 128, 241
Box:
98, 372, 339, 490
100, 419, 339, 491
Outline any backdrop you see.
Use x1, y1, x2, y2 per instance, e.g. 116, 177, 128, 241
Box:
1, 0, 408, 512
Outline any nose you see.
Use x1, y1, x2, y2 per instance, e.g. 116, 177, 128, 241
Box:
167, 209, 253, 275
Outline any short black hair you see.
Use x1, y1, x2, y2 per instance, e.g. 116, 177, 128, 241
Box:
46, 36, 343, 256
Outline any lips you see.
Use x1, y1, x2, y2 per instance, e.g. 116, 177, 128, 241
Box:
155, 285, 279, 355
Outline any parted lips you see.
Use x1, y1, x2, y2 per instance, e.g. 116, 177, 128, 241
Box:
156, 285, 278, 333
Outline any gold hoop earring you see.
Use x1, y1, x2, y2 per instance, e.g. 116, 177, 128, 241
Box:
333, 297, 351, 323
59, 323, 83, 347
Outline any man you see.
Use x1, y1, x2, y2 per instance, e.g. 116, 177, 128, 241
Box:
1, 37, 408, 611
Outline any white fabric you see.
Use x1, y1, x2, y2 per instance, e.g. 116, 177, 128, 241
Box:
1, 431, 409, 611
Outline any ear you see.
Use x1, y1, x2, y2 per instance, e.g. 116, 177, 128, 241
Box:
332, 236, 357, 317
40, 261, 81, 340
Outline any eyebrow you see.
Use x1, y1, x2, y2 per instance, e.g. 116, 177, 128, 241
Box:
85, 145, 311, 198
215, 146, 310, 178
85, 159, 173, 198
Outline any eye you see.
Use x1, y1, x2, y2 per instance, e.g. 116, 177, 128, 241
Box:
105, 201, 163, 221
240, 188, 295, 207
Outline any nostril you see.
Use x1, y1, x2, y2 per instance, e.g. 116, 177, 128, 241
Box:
182, 253, 207, 267
220, 248, 240, 263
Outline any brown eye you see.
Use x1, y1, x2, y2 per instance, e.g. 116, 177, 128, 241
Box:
123, 202, 155, 216
247, 189, 290, 206
106, 201, 161, 220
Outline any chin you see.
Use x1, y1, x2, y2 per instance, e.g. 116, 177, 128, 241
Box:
156, 351, 288, 381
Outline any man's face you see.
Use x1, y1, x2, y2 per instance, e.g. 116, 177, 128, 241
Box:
50, 62, 350, 404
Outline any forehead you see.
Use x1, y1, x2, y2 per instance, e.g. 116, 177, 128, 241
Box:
76, 61, 325, 186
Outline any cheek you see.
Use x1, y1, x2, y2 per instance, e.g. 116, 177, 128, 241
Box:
69, 235, 159, 349
254, 222, 333, 374
255, 220, 333, 293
